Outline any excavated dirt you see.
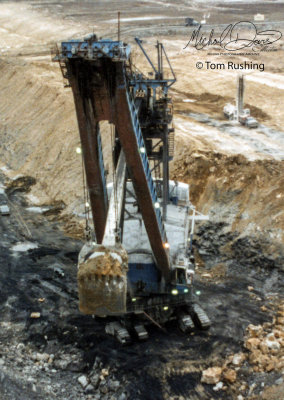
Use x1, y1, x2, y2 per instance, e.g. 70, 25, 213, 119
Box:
0, 1, 284, 399
172, 151, 284, 254
77, 245, 128, 315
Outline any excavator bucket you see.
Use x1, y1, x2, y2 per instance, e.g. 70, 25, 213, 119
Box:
77, 243, 128, 316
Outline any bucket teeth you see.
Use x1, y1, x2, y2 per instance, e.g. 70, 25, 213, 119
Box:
78, 273, 127, 315
77, 244, 128, 316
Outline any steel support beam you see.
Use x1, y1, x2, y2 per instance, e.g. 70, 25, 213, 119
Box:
103, 151, 126, 246
69, 72, 108, 243
113, 63, 171, 280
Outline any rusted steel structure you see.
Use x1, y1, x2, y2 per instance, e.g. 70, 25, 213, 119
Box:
54, 35, 210, 338
58, 36, 174, 277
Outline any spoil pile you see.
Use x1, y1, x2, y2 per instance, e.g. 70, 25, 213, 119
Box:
201, 300, 284, 398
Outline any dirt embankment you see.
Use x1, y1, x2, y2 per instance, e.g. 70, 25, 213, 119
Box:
172, 147, 284, 260
1, 54, 283, 253
0, 1, 283, 249
173, 149, 284, 230
0, 56, 82, 210
173, 90, 271, 123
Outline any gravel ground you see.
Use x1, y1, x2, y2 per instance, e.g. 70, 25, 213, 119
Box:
0, 175, 283, 400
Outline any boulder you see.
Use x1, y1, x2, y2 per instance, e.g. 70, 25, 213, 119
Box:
213, 381, 223, 391
232, 353, 246, 366
245, 338, 261, 350
259, 342, 269, 354
78, 375, 88, 388
273, 329, 284, 339
201, 367, 222, 385
223, 369, 237, 383
248, 349, 262, 365
108, 380, 120, 392
247, 324, 263, 338
85, 384, 94, 394
35, 353, 49, 362
30, 312, 41, 319
264, 337, 281, 352
265, 357, 277, 372
101, 368, 109, 377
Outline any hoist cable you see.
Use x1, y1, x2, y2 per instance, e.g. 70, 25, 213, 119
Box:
81, 151, 90, 238
108, 65, 119, 241
111, 124, 118, 234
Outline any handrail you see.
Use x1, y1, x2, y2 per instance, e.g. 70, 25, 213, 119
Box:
126, 90, 167, 242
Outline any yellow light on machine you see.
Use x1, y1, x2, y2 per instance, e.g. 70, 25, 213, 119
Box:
163, 242, 170, 249
132, 298, 137, 302
163, 306, 169, 311
140, 147, 146, 154
154, 202, 160, 208
76, 147, 82, 154
85, 202, 90, 208
184, 288, 189, 293
171, 289, 178, 295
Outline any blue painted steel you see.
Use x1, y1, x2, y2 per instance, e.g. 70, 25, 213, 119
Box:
175, 284, 190, 293
126, 91, 167, 242
60, 39, 131, 61
128, 263, 159, 292
170, 196, 178, 205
